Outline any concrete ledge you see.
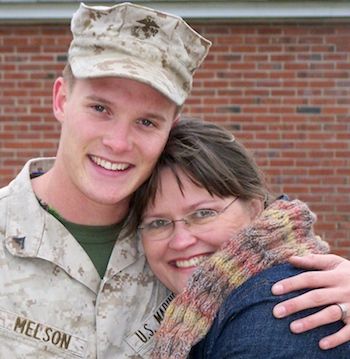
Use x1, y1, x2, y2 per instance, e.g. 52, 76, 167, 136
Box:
0, 1, 350, 23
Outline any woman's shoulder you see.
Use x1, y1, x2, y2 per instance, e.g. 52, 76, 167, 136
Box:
218, 263, 304, 319
191, 263, 350, 359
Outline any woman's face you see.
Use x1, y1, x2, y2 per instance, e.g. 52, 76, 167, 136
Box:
140, 167, 262, 294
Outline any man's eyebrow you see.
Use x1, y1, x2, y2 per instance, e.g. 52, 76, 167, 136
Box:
85, 95, 114, 106
86, 95, 168, 122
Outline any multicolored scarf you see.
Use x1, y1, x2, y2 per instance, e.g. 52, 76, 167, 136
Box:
151, 199, 329, 358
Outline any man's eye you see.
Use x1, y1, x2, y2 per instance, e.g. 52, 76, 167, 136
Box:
92, 105, 106, 113
138, 118, 155, 127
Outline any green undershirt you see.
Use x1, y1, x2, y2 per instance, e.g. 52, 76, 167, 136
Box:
57, 218, 123, 279
39, 199, 123, 278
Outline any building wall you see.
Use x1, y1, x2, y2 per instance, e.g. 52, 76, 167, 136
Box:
0, 20, 349, 256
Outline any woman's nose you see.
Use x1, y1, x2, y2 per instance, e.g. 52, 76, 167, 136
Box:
168, 221, 197, 250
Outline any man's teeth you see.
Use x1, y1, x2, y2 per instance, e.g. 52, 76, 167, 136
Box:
176, 255, 209, 268
91, 156, 129, 171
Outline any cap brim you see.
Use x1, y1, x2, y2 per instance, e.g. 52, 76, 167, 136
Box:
69, 54, 184, 106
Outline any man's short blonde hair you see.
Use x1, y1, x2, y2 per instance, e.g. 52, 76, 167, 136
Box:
62, 63, 75, 92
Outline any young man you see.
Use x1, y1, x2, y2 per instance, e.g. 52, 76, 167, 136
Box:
0, 3, 210, 358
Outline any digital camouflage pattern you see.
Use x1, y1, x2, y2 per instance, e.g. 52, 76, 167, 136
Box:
68, 2, 211, 105
0, 159, 173, 358
0, 3, 210, 357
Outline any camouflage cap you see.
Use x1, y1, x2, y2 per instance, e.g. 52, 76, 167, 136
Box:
68, 2, 212, 106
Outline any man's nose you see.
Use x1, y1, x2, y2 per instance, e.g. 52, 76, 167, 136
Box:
102, 120, 133, 152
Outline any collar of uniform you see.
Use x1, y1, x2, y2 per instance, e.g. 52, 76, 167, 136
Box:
4, 158, 101, 294
103, 226, 142, 280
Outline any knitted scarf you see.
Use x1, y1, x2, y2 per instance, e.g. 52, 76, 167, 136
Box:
151, 199, 329, 359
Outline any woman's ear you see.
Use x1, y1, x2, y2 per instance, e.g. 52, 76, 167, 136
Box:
248, 199, 264, 220
52, 77, 67, 124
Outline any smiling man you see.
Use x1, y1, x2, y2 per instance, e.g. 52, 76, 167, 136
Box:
0, 3, 210, 358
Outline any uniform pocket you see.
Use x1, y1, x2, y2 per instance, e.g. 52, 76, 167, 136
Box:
0, 308, 87, 358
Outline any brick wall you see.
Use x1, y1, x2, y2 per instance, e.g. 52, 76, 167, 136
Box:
0, 21, 349, 257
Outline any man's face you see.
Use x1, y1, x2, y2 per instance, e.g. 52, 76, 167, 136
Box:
53, 76, 177, 209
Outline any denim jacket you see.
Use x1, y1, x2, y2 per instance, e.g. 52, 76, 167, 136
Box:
190, 263, 350, 358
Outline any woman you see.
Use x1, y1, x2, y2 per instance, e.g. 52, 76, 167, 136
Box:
127, 118, 350, 358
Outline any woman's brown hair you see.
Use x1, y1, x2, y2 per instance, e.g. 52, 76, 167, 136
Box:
124, 117, 271, 236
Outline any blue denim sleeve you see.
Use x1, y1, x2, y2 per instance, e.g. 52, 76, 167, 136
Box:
191, 264, 350, 359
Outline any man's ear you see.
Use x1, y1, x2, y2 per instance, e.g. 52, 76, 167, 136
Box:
52, 77, 67, 124
172, 115, 180, 128
172, 105, 183, 128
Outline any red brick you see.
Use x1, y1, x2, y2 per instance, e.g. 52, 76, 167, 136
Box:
0, 21, 349, 254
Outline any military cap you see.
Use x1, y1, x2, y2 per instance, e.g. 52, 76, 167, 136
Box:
68, 2, 212, 105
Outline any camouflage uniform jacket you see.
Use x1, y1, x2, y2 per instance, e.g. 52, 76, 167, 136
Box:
0, 158, 173, 359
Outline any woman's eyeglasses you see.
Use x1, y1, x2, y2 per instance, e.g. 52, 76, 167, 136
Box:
138, 197, 239, 241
